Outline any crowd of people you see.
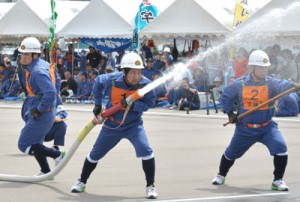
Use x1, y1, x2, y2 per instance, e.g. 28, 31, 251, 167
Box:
1, 41, 300, 116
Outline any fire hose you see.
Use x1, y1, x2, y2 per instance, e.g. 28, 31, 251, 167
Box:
0, 91, 143, 182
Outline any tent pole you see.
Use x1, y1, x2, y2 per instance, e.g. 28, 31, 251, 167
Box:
137, 6, 140, 53
71, 40, 74, 78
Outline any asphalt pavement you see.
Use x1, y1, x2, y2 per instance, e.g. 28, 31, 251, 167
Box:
0, 100, 300, 202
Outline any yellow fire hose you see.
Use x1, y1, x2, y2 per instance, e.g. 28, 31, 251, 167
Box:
0, 90, 143, 182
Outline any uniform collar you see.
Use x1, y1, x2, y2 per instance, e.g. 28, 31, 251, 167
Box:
244, 73, 268, 84
27, 58, 39, 72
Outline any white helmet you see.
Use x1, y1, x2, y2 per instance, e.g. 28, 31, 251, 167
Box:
18, 37, 41, 53
120, 52, 144, 69
163, 47, 170, 53
248, 50, 271, 67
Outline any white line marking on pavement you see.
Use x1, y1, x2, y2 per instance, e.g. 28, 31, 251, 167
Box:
145, 111, 300, 124
1, 105, 300, 123
149, 192, 289, 202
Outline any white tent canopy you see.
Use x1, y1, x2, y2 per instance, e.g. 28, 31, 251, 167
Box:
105, 0, 174, 27
196, 0, 235, 30
140, 0, 230, 39
0, 0, 276, 43
27, 0, 89, 33
197, 0, 272, 30
0, 3, 14, 20
0, 0, 50, 39
57, 0, 133, 39
0, 0, 88, 41
234, 0, 300, 36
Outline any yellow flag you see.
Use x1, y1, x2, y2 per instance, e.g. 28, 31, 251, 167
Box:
233, 0, 252, 28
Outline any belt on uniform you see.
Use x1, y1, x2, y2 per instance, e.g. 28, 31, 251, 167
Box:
108, 116, 132, 125
242, 120, 270, 128
28, 94, 43, 99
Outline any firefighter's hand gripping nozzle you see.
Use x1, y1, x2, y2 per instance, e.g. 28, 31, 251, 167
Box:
92, 114, 105, 125
125, 90, 143, 106
92, 90, 143, 125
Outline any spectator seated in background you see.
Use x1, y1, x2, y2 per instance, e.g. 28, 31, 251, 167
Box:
76, 72, 92, 101
85, 63, 99, 79
0, 63, 10, 87
192, 67, 209, 92
152, 73, 167, 107
4, 61, 16, 76
143, 58, 161, 81
87, 71, 99, 103
275, 92, 300, 117
167, 80, 182, 110
163, 47, 173, 68
0, 74, 20, 99
61, 71, 78, 99
211, 77, 224, 102
177, 78, 200, 111
73, 67, 81, 84
153, 51, 165, 72
106, 52, 116, 72
105, 65, 114, 74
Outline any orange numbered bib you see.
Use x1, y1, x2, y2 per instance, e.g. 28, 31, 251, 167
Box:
111, 86, 136, 109
242, 86, 269, 110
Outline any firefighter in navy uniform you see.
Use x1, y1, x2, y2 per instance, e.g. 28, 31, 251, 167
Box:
212, 50, 300, 191
71, 52, 158, 199
17, 37, 65, 175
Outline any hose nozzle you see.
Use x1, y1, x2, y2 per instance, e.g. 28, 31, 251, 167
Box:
126, 90, 143, 106
92, 90, 143, 125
